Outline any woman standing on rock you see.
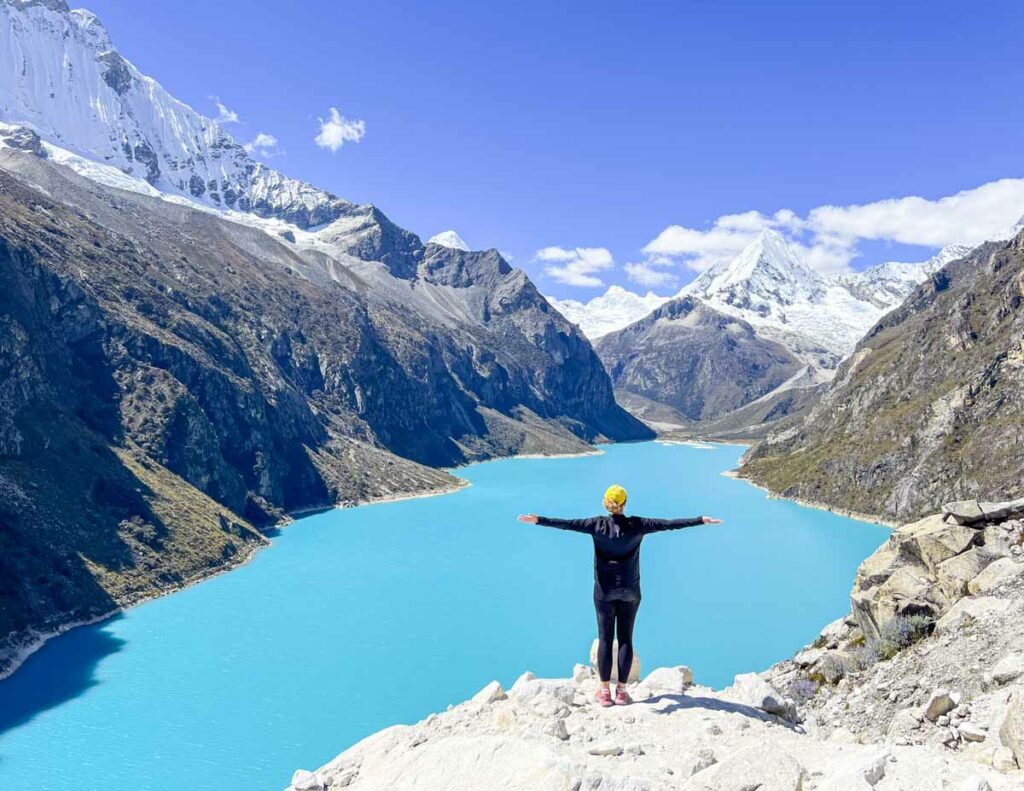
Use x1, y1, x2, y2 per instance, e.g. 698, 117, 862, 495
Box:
518, 485, 722, 707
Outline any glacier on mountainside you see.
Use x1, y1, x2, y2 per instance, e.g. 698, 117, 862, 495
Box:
546, 286, 671, 340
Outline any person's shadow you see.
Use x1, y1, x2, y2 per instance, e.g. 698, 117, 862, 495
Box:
640, 692, 799, 731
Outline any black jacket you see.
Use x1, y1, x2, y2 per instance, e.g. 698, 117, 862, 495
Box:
536, 513, 703, 598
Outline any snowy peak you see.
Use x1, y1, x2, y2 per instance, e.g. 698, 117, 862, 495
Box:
546, 285, 671, 340
992, 213, 1024, 243
427, 230, 470, 251
0, 0, 346, 228
680, 228, 826, 310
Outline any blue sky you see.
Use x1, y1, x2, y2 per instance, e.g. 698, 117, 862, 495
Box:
85, 0, 1024, 298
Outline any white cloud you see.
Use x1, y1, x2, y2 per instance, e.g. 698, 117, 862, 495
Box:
211, 97, 240, 124
643, 178, 1024, 275
315, 107, 366, 152
244, 132, 279, 157
643, 209, 799, 273
535, 246, 615, 287
806, 178, 1024, 247
624, 261, 677, 288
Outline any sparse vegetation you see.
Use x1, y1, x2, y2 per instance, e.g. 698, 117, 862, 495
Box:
874, 614, 934, 660
787, 677, 819, 704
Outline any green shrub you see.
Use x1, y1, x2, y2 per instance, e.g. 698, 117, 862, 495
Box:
818, 654, 849, 685
874, 614, 934, 660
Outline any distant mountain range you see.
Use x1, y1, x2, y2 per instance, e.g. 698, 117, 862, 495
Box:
0, 0, 650, 674
569, 225, 1022, 436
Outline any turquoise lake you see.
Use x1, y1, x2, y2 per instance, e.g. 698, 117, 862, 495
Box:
0, 441, 889, 790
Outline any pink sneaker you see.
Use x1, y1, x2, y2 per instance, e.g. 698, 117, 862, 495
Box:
614, 688, 632, 706
595, 687, 614, 707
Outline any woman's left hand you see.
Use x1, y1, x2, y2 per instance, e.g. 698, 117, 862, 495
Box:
702, 516, 724, 524
518, 514, 539, 524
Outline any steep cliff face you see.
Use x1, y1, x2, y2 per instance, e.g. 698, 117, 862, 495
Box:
0, 149, 648, 673
595, 297, 803, 422
741, 232, 1024, 521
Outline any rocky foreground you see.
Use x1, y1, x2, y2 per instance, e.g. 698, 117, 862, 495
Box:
286, 499, 1024, 790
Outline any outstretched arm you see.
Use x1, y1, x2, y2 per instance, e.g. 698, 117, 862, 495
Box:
636, 515, 723, 535
517, 514, 597, 534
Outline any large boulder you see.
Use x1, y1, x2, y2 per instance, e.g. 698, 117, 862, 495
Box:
694, 743, 806, 790
978, 497, 1024, 522
943, 500, 986, 525
642, 666, 693, 694
897, 516, 980, 574
936, 548, 993, 600
588, 639, 641, 683
935, 596, 1011, 634
852, 568, 945, 643
968, 558, 1024, 594
507, 677, 575, 706
999, 693, 1024, 768
729, 673, 796, 721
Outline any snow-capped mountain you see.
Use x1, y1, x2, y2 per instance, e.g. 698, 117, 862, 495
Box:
675, 229, 881, 371
991, 214, 1024, 242
0, 0, 345, 227
835, 244, 972, 310
546, 286, 671, 339
427, 230, 470, 251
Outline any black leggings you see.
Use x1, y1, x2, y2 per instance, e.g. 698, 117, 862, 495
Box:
594, 596, 640, 683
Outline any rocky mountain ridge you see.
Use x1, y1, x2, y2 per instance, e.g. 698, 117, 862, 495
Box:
595, 296, 804, 423
740, 230, 1024, 521
0, 143, 648, 678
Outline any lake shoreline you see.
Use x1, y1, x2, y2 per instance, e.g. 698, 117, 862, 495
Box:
0, 444, 614, 683
0, 441, 892, 686
0, 476, 474, 683
720, 469, 898, 528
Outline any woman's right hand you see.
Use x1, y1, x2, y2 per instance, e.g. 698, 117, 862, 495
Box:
517, 514, 539, 524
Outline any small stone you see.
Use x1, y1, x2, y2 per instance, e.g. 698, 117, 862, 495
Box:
510, 671, 535, 693
958, 722, 987, 742
705, 723, 723, 736
588, 742, 623, 756
543, 719, 569, 741
938, 714, 951, 726
572, 663, 593, 683
683, 747, 716, 776
625, 743, 644, 755
291, 770, 324, 790
471, 680, 507, 705
924, 689, 957, 721
992, 746, 1018, 772
991, 653, 1024, 685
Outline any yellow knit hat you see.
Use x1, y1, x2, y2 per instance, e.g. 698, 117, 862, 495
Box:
603, 484, 628, 507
